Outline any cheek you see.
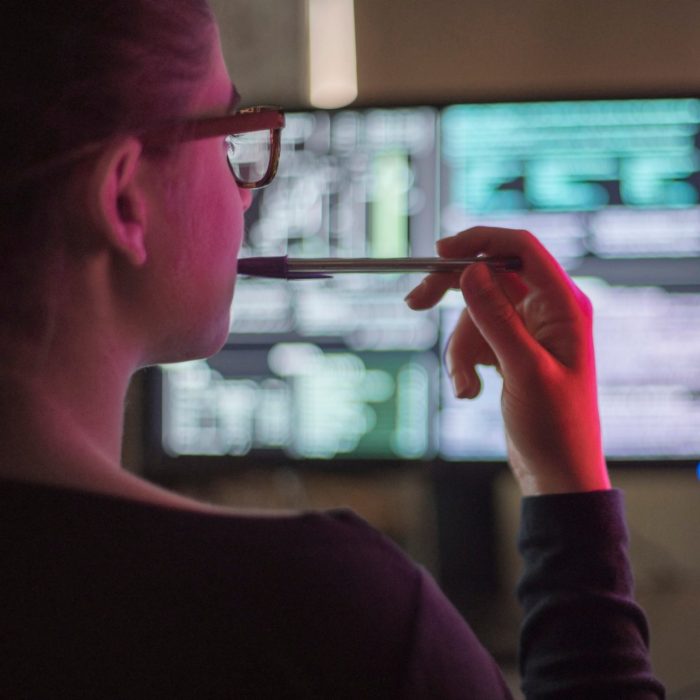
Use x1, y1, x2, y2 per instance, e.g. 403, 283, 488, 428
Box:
198, 150, 246, 255
161, 141, 246, 292
194, 195, 244, 283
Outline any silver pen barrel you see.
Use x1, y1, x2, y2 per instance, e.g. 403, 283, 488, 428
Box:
286, 257, 521, 274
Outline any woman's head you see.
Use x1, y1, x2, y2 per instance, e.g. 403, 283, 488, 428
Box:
1, 0, 215, 192
0, 0, 250, 362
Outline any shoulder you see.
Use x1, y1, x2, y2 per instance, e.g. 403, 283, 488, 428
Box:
250, 509, 511, 697
209, 508, 429, 696
251, 508, 424, 615
0, 483, 512, 697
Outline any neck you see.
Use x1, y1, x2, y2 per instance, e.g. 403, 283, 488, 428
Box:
0, 337, 134, 484
0, 248, 139, 472
0, 251, 228, 513
0, 354, 243, 515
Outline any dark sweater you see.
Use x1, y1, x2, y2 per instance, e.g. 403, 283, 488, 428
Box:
0, 479, 663, 698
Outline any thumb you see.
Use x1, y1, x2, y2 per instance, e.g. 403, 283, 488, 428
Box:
460, 263, 540, 377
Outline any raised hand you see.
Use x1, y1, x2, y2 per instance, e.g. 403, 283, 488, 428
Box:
405, 227, 610, 496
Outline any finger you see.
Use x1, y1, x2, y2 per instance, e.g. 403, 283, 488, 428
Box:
444, 307, 499, 399
493, 270, 529, 307
404, 270, 461, 309
460, 262, 543, 379
405, 264, 528, 311
437, 227, 579, 303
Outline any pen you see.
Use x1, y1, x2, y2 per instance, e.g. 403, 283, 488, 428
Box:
237, 255, 522, 279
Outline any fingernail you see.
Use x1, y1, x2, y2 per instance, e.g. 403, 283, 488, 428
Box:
404, 281, 426, 305
452, 371, 473, 398
435, 237, 450, 254
443, 350, 454, 377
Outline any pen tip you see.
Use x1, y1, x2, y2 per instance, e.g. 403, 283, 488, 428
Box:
237, 256, 288, 278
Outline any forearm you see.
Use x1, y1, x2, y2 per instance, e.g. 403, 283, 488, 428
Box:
517, 490, 664, 699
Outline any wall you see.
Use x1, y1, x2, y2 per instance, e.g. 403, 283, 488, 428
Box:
211, 0, 700, 107
209, 0, 307, 107
355, 0, 700, 103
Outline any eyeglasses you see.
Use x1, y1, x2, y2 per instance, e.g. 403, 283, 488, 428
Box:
5, 106, 286, 191
142, 106, 286, 190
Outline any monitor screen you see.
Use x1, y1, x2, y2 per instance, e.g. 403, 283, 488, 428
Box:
146, 98, 700, 472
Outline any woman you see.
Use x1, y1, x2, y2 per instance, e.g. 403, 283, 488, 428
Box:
0, 0, 663, 697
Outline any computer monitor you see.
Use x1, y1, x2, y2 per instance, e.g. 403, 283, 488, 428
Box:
144, 97, 700, 475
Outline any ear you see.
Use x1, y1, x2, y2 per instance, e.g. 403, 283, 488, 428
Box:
91, 137, 149, 267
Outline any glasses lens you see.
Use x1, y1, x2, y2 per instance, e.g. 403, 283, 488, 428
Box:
226, 130, 271, 186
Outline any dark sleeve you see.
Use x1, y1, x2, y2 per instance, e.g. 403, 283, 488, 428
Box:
517, 489, 665, 699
